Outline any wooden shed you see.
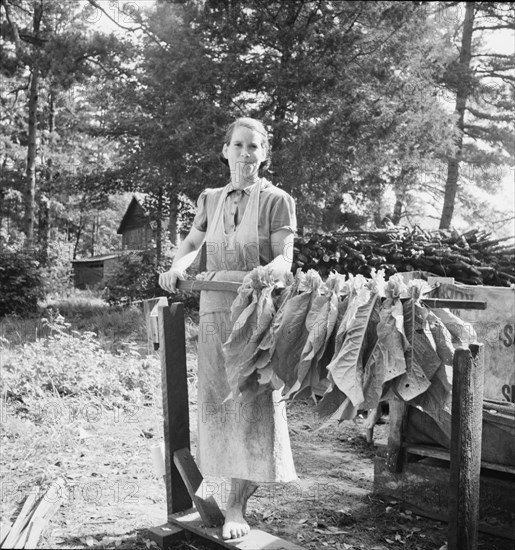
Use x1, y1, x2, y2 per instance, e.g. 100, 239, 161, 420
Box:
117, 194, 154, 250
72, 254, 120, 289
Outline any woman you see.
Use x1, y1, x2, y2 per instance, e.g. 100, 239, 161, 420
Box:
159, 117, 297, 540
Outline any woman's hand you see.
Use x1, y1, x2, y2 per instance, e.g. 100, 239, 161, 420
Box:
159, 268, 185, 293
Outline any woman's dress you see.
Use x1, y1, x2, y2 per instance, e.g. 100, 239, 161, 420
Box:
195, 179, 298, 482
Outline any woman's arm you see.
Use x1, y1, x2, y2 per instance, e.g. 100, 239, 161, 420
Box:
159, 227, 206, 292
266, 229, 295, 281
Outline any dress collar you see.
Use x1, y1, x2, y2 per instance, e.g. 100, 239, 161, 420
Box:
227, 178, 269, 195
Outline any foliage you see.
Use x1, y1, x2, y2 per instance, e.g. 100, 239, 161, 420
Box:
2, 0, 513, 262
102, 250, 164, 306
101, 248, 201, 314
38, 239, 74, 294
40, 290, 148, 350
0, 248, 45, 316
42, 288, 110, 318
437, 1, 515, 229
0, 0, 132, 255
1, 311, 158, 404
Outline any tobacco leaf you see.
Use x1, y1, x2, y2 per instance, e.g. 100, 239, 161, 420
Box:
269, 271, 322, 393
394, 299, 440, 401
223, 276, 277, 401
430, 307, 478, 346
426, 309, 455, 366
285, 289, 339, 401
326, 293, 381, 407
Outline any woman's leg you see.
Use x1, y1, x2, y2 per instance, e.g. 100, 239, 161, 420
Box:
222, 478, 259, 539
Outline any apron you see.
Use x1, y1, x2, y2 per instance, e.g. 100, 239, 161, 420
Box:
196, 180, 297, 483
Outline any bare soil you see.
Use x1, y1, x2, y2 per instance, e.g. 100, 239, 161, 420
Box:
1, 350, 512, 550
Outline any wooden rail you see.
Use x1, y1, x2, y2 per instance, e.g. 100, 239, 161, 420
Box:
175, 279, 488, 309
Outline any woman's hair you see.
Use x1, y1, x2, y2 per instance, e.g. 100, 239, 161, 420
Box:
219, 117, 271, 170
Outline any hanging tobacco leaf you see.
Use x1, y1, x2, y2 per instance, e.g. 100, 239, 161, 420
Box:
394, 281, 442, 401
269, 270, 323, 393
223, 268, 278, 401
284, 277, 340, 401
426, 309, 455, 366
430, 307, 478, 346
326, 292, 381, 407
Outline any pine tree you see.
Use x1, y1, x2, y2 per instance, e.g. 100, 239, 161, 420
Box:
439, 1, 514, 229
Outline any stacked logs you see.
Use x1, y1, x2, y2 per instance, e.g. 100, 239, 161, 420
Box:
292, 227, 515, 287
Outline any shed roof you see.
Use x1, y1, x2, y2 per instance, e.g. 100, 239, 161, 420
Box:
72, 254, 119, 264
117, 194, 150, 234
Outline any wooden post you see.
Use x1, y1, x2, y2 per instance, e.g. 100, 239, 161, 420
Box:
143, 298, 161, 352
158, 302, 192, 518
387, 398, 407, 472
448, 344, 484, 550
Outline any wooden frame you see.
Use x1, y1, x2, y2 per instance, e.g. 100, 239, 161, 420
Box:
146, 300, 303, 550
144, 281, 496, 549
374, 346, 515, 547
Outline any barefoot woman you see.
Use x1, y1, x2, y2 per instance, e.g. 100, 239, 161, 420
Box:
159, 117, 297, 539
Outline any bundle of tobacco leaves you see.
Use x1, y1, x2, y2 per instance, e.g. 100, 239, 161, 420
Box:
223, 266, 283, 401
222, 268, 480, 425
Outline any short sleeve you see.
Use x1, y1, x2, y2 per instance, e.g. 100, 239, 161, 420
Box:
192, 190, 208, 232
270, 193, 297, 234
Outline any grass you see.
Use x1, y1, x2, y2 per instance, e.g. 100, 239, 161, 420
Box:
0, 290, 206, 549
42, 288, 108, 314
1, 289, 131, 348
1, 289, 200, 356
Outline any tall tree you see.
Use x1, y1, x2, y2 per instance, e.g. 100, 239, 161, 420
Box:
439, 1, 515, 229
0, 0, 128, 252
103, 0, 458, 232
1, 0, 44, 249
87, 0, 229, 255
195, 0, 462, 229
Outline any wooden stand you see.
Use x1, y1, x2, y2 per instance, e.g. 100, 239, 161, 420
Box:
374, 343, 515, 545
145, 283, 493, 549
147, 300, 303, 550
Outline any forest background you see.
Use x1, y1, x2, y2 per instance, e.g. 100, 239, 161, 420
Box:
1, 0, 514, 301
2, 4, 515, 549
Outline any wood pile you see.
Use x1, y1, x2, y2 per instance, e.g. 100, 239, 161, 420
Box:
292, 227, 515, 286
1, 479, 65, 549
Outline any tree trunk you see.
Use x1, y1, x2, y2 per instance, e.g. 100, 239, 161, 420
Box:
48, 89, 55, 133
168, 196, 178, 248
392, 182, 406, 226
392, 196, 404, 225
439, 2, 475, 230
24, 63, 40, 249
91, 215, 96, 256
0, 187, 4, 237
73, 215, 84, 259
392, 167, 415, 225
23, 2, 43, 250
38, 90, 57, 264
38, 197, 50, 264
156, 189, 163, 264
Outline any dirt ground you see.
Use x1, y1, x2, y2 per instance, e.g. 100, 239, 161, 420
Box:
2, 350, 513, 550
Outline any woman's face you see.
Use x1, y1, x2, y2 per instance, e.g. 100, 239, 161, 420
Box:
222, 125, 267, 187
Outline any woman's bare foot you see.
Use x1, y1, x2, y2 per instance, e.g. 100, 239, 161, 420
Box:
222, 478, 258, 540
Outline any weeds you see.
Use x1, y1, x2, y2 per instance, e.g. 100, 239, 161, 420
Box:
1, 312, 160, 407
41, 288, 108, 316
0, 297, 205, 549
